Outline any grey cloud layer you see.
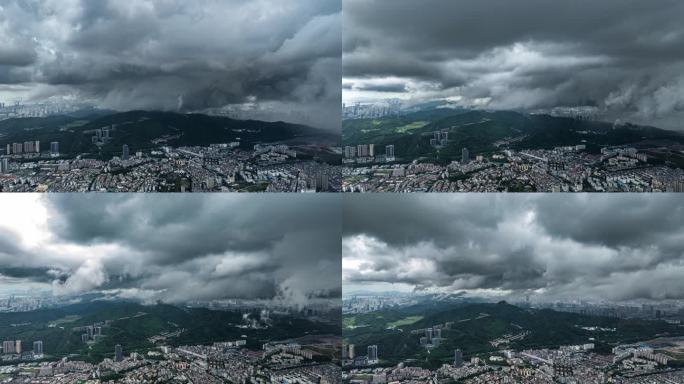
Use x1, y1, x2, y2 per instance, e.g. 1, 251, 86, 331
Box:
344, 0, 684, 129
0, 195, 341, 307
0, 0, 341, 130
343, 195, 684, 301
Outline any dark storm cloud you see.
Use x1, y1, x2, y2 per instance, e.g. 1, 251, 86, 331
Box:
2, 195, 341, 308
0, 0, 341, 130
343, 0, 684, 129
352, 82, 408, 93
343, 195, 684, 302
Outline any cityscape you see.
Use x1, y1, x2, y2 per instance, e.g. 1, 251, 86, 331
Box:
0, 131, 341, 193
342, 194, 684, 383
342, 138, 684, 192
3, 0, 684, 383
0, 0, 342, 193
343, 297, 684, 384
342, 0, 684, 194
0, 194, 342, 383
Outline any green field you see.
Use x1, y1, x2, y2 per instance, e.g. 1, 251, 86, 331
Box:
49, 315, 81, 326
396, 121, 429, 133
387, 316, 423, 328
343, 317, 356, 329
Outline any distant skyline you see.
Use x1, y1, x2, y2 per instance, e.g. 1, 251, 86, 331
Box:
0, 195, 341, 308
0, 0, 341, 130
343, 0, 684, 130
343, 195, 684, 302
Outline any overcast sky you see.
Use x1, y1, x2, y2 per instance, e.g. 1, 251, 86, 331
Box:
0, 195, 341, 308
343, 195, 684, 303
0, 0, 341, 130
343, 0, 684, 130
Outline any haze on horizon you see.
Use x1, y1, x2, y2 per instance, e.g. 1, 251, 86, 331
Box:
0, 0, 341, 130
343, 194, 684, 303
0, 195, 341, 309
343, 0, 684, 130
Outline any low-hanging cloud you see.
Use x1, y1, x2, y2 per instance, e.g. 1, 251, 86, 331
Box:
343, 0, 684, 130
0, 194, 341, 308
343, 195, 684, 302
0, 0, 341, 130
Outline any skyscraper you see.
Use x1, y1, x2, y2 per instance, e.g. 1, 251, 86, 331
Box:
115, 344, 123, 362
50, 142, 59, 155
462, 147, 470, 164
122, 145, 130, 161
33, 341, 43, 355
14, 340, 21, 354
2, 340, 15, 354
434, 328, 442, 339
23, 141, 38, 153
344, 146, 356, 159
385, 145, 395, 161
348, 344, 355, 359
367, 345, 378, 364
368, 143, 375, 157
357, 144, 369, 157
454, 349, 463, 367
1, 158, 8, 174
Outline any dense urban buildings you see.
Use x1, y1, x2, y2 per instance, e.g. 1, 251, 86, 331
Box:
0, 137, 341, 192
342, 144, 684, 192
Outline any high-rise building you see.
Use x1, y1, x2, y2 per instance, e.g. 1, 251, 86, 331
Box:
5, 144, 9, 155
348, 344, 355, 359
454, 349, 463, 367
367, 345, 378, 364
33, 341, 43, 355
357, 144, 369, 157
50, 142, 59, 155
23, 141, 38, 153
368, 143, 375, 157
462, 147, 470, 164
12, 143, 22, 155
344, 146, 356, 159
315, 173, 329, 192
115, 344, 123, 362
342, 343, 349, 359
15, 340, 21, 354
385, 145, 395, 160
122, 145, 130, 161
2, 340, 15, 354
426, 328, 433, 342
1, 158, 8, 174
